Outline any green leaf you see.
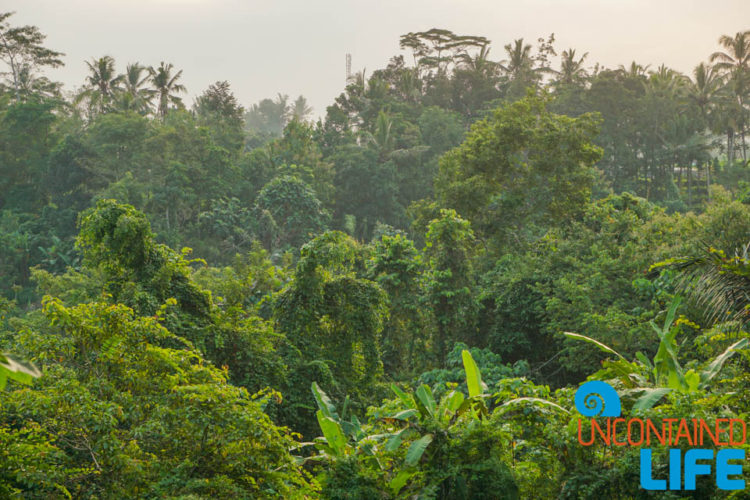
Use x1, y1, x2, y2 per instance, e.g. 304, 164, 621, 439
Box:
405, 434, 433, 466
462, 349, 484, 398
633, 388, 672, 411
499, 397, 570, 414
700, 338, 748, 387
442, 390, 465, 415
415, 385, 436, 418
388, 409, 418, 421
311, 382, 338, 420
563, 332, 626, 361
0, 353, 40, 389
684, 369, 700, 392
385, 429, 406, 452
662, 297, 682, 333
390, 470, 414, 495
635, 351, 653, 370
391, 383, 415, 409
316, 410, 347, 456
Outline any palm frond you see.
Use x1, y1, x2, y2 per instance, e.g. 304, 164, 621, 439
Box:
653, 242, 750, 327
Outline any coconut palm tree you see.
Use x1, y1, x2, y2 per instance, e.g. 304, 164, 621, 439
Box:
710, 30, 750, 162
710, 30, 750, 81
618, 61, 650, 79
554, 48, 588, 86
117, 62, 153, 114
501, 38, 534, 81
14, 63, 60, 100
500, 38, 541, 99
149, 61, 186, 119
290, 95, 313, 122
76, 55, 123, 115
655, 243, 750, 327
456, 44, 497, 77
688, 62, 722, 121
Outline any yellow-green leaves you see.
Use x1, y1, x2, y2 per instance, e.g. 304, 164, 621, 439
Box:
316, 411, 347, 457
0, 352, 40, 390
462, 349, 484, 398
404, 433, 433, 466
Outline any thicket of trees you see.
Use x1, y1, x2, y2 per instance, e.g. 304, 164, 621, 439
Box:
2, 12, 750, 498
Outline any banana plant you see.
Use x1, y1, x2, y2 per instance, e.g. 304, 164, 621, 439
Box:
0, 352, 40, 390
304, 381, 403, 473
306, 351, 490, 494
564, 297, 749, 411
309, 350, 567, 495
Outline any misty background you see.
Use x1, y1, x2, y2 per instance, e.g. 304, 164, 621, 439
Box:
5, 0, 749, 117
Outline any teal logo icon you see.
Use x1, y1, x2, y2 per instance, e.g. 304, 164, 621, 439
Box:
574, 380, 621, 417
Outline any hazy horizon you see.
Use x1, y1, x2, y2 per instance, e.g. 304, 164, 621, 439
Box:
4, 0, 749, 118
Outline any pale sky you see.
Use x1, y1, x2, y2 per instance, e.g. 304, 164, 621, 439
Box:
4, 0, 749, 118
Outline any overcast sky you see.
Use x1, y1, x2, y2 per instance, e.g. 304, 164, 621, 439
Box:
4, 0, 749, 118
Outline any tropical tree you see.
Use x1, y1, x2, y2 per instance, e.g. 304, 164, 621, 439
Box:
367, 232, 426, 373
501, 38, 539, 98
273, 231, 387, 400
290, 95, 313, 121
554, 48, 588, 87
254, 175, 330, 250
435, 94, 602, 249
688, 62, 722, 123
307, 350, 553, 498
117, 62, 153, 114
76, 55, 123, 115
193, 80, 245, 152
399, 29, 487, 79
1, 298, 313, 497
244, 93, 309, 145
453, 43, 502, 117
149, 61, 186, 119
564, 297, 748, 410
0, 11, 63, 101
618, 61, 650, 78
710, 30, 750, 162
10, 63, 60, 99
456, 43, 496, 76
424, 209, 477, 365
653, 243, 750, 327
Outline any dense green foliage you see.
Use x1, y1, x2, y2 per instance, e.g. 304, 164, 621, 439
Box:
1, 12, 750, 498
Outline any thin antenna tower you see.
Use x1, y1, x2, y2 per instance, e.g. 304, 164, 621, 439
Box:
346, 53, 352, 83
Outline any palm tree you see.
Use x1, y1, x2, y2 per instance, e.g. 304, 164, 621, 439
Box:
710, 30, 750, 84
646, 64, 689, 94
149, 61, 186, 119
290, 95, 313, 122
500, 38, 541, 99
117, 62, 153, 114
456, 44, 497, 77
366, 110, 394, 160
14, 63, 60, 100
654, 243, 750, 327
688, 62, 721, 121
501, 38, 534, 81
555, 48, 588, 86
710, 30, 750, 162
618, 61, 650, 79
76, 55, 123, 115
